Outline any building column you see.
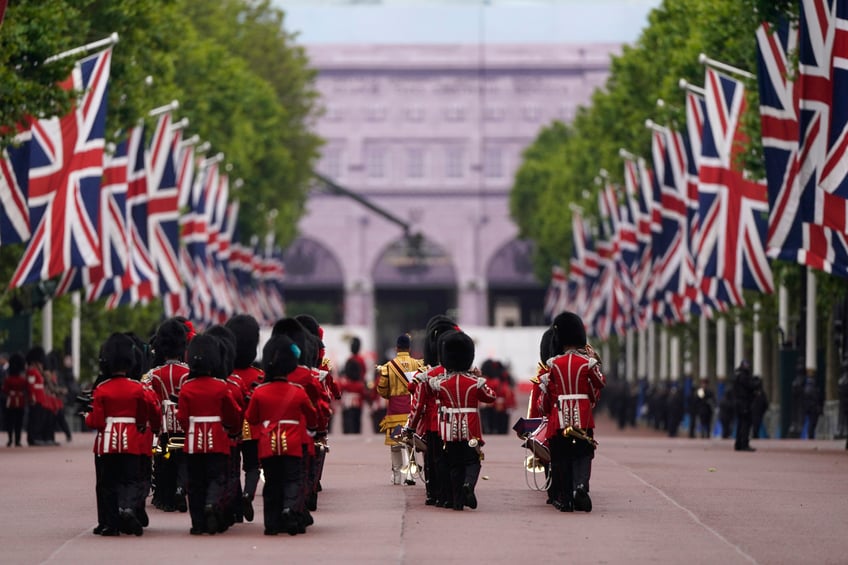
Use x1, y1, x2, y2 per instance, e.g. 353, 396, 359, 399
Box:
457, 279, 487, 327
344, 280, 375, 331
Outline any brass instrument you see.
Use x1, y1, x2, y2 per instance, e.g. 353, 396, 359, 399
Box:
562, 425, 598, 447
524, 454, 546, 473
153, 435, 185, 458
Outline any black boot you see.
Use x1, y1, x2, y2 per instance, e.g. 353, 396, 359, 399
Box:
242, 493, 254, 523
462, 483, 477, 510
573, 485, 592, 512
118, 508, 143, 536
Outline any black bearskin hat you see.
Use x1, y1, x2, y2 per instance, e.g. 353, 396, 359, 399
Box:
151, 318, 188, 361
271, 318, 310, 364
98, 333, 136, 376
350, 337, 362, 355
206, 324, 236, 379
7, 352, 25, 376
440, 330, 474, 372
262, 334, 301, 380
187, 334, 222, 377
25, 346, 46, 368
480, 359, 498, 378
124, 332, 149, 379
552, 311, 587, 350
225, 314, 260, 369
539, 327, 556, 363
424, 315, 458, 366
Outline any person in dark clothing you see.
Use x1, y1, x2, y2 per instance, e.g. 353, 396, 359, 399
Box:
733, 361, 757, 452
750, 377, 769, 439
718, 385, 735, 439
689, 377, 716, 439
801, 374, 823, 439
2, 354, 27, 447
665, 380, 685, 438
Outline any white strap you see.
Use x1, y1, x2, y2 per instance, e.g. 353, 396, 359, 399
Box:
558, 394, 589, 401
443, 407, 476, 414
263, 419, 300, 426
105, 417, 136, 424
189, 416, 222, 423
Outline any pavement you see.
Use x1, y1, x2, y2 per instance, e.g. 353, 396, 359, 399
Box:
1, 416, 846, 565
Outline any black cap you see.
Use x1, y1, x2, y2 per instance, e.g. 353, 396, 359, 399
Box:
552, 311, 587, 349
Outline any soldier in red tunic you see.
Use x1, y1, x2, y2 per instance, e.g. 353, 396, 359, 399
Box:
85, 333, 151, 536
429, 330, 496, 511
177, 334, 242, 535
224, 314, 264, 523
245, 334, 318, 535
148, 318, 191, 512
2, 353, 27, 447
25, 346, 50, 446
541, 312, 606, 513
408, 315, 459, 507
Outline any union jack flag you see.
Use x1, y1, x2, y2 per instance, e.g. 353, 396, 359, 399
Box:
623, 156, 655, 328
543, 265, 567, 321
696, 67, 774, 306
757, 21, 804, 265
10, 48, 112, 288
0, 128, 31, 245
791, 0, 848, 276
146, 112, 182, 294
566, 209, 598, 321
56, 138, 130, 300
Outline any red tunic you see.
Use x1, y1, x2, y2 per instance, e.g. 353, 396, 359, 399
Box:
245, 380, 318, 459
232, 365, 264, 439
139, 383, 162, 454
177, 376, 242, 455
527, 363, 549, 419
432, 372, 496, 442
85, 377, 149, 455
26, 367, 47, 406
408, 365, 445, 436
147, 361, 190, 434
542, 351, 606, 441
3, 374, 27, 409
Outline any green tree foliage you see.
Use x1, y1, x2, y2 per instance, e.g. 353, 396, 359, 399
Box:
0, 0, 321, 353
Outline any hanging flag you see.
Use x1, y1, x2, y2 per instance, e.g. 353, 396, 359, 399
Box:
10, 48, 112, 288
0, 127, 31, 244
696, 67, 774, 306
543, 265, 567, 321
146, 112, 182, 294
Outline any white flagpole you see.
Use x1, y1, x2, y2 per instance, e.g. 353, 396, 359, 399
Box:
638, 326, 647, 381
149, 100, 179, 118
699, 315, 708, 379
678, 78, 706, 96
626, 328, 635, 382
734, 319, 744, 368
697, 53, 754, 80
716, 317, 727, 380
670, 334, 680, 382
45, 33, 119, 64
753, 301, 763, 377
806, 271, 816, 373
660, 326, 669, 382
72, 291, 81, 381
648, 323, 656, 383
779, 284, 789, 346
41, 298, 53, 354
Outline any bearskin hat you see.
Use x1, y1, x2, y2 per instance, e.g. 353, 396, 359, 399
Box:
480, 359, 498, 378
206, 324, 236, 379
124, 332, 150, 379
152, 318, 188, 361
98, 333, 137, 376
225, 314, 260, 369
262, 334, 301, 379
350, 336, 362, 355
424, 315, 459, 366
396, 333, 411, 350
539, 327, 556, 363
187, 334, 223, 377
7, 352, 25, 376
552, 311, 587, 350
439, 330, 475, 372
271, 318, 310, 364
25, 346, 46, 368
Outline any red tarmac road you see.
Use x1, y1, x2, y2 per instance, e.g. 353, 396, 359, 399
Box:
1, 416, 846, 565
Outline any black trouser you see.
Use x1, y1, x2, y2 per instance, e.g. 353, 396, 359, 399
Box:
241, 439, 260, 500
56, 407, 72, 441
153, 435, 179, 507
342, 407, 362, 434
549, 433, 594, 505
95, 453, 142, 529
735, 410, 752, 449
225, 444, 243, 523
261, 455, 304, 532
27, 404, 46, 444
137, 454, 152, 515
5, 408, 23, 446
186, 453, 228, 531
444, 441, 481, 508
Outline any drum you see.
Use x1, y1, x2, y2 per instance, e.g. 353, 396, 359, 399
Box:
524, 418, 550, 463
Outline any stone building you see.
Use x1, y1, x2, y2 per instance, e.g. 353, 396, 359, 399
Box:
285, 42, 619, 353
